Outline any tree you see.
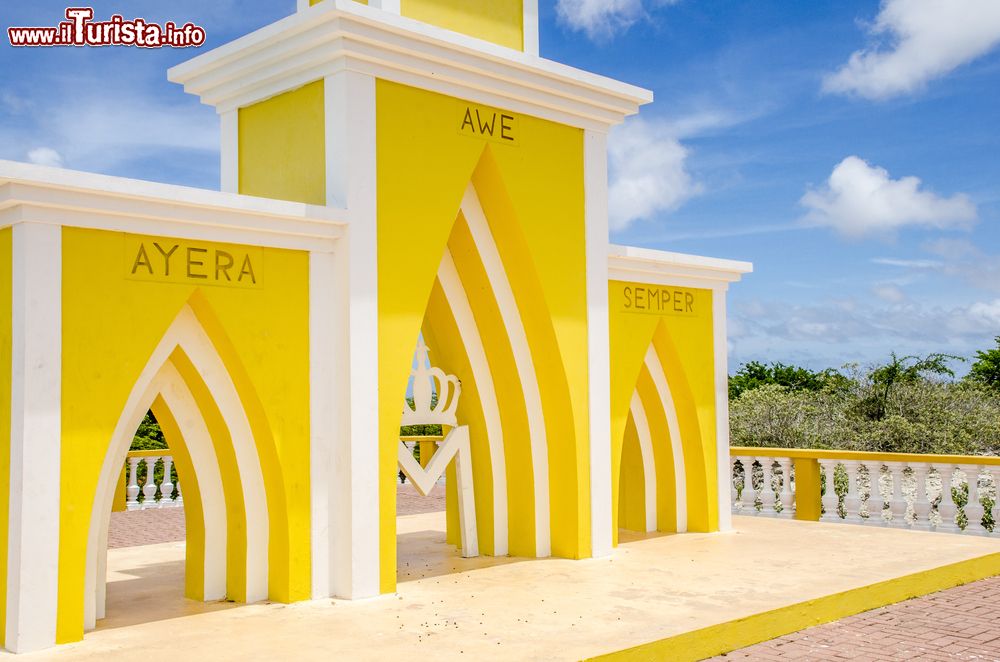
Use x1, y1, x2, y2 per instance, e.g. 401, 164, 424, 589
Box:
967, 336, 1000, 392
857, 352, 962, 421
729, 361, 845, 400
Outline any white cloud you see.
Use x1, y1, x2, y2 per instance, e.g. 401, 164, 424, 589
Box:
969, 299, 1000, 326
27, 147, 63, 168
801, 156, 977, 238
872, 282, 907, 303
556, 0, 680, 41
824, 0, 1000, 100
608, 117, 701, 231
873, 239, 1000, 293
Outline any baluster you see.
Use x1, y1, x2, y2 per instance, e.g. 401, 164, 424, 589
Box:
936, 465, 960, 533
730, 457, 739, 512
962, 465, 985, 535
990, 467, 1000, 536
862, 461, 884, 524
126, 456, 142, 511
887, 462, 907, 526
760, 460, 777, 515
778, 458, 794, 517
741, 458, 757, 514
819, 459, 839, 521
161, 456, 175, 506
910, 463, 932, 529
141, 456, 159, 509
175, 478, 183, 506
843, 460, 862, 523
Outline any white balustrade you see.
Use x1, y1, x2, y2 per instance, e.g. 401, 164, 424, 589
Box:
862, 461, 884, 524
887, 462, 907, 525
125, 456, 142, 511
910, 463, 931, 529
843, 460, 863, 524
759, 460, 776, 515
777, 458, 794, 515
936, 465, 960, 533
122, 453, 183, 510
739, 457, 756, 514
731, 450, 1000, 538
962, 466, 986, 535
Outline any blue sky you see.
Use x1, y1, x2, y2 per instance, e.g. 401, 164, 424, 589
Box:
2, 0, 999, 373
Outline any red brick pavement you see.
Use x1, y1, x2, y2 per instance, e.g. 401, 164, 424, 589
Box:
108, 507, 186, 549
107, 483, 446, 549
711, 576, 1000, 661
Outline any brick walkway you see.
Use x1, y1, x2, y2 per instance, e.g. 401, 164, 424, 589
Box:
712, 576, 1000, 661
108, 507, 186, 548
107, 483, 446, 549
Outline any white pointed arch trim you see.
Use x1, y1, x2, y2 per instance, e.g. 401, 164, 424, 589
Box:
437, 248, 509, 556
460, 184, 551, 557
90, 362, 230, 627
644, 346, 687, 533
627, 393, 657, 533
85, 305, 270, 631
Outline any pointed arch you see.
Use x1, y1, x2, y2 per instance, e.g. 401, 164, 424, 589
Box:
435, 248, 508, 556
84, 304, 270, 632
457, 183, 550, 557
627, 393, 656, 532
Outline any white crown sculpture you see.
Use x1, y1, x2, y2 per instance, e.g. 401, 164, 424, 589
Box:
401, 338, 462, 428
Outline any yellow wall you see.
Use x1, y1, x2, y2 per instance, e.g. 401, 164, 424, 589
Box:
401, 0, 523, 50
376, 81, 589, 591
56, 228, 312, 643
609, 281, 719, 541
239, 80, 326, 205
0, 229, 11, 645
311, 0, 524, 50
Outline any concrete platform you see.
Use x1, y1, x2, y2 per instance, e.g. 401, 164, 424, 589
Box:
25, 514, 1000, 661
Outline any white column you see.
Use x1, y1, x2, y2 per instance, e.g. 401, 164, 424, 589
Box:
842, 460, 862, 524
819, 460, 838, 522
740, 457, 756, 514
369, 0, 401, 12
759, 460, 776, 515
584, 128, 613, 555
778, 458, 794, 517
126, 456, 142, 510
324, 70, 380, 599
6, 222, 62, 653
910, 463, 931, 529
712, 287, 733, 531
161, 456, 175, 505
991, 467, 1000, 536
220, 110, 238, 194
141, 457, 159, 508
962, 466, 985, 535
936, 465, 959, 533
862, 461, 884, 524
522, 0, 540, 55
729, 457, 739, 512
887, 462, 907, 526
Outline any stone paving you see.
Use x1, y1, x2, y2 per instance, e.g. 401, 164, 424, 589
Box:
713, 576, 1000, 661
107, 491, 1000, 661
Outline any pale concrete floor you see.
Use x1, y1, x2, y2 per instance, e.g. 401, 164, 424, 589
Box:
25, 515, 1000, 662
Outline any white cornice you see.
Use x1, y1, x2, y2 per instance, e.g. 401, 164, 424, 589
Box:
609, 244, 753, 290
168, 0, 653, 131
0, 160, 346, 252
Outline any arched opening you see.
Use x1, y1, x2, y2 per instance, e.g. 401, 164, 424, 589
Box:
613, 318, 716, 542
393, 171, 580, 581
82, 304, 270, 632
